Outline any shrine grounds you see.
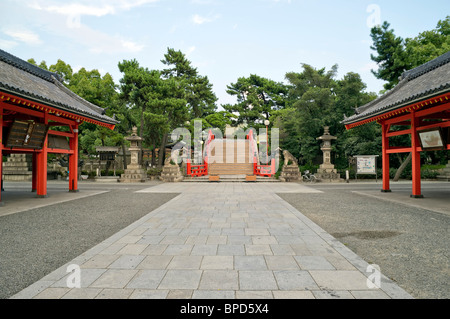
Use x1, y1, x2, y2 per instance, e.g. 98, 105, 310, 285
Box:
0, 179, 448, 300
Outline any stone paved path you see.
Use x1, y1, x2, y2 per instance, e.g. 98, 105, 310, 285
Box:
11, 183, 413, 299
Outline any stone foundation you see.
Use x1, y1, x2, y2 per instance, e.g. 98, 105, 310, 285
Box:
119, 165, 147, 183
2, 154, 32, 181
160, 164, 183, 183
279, 165, 300, 182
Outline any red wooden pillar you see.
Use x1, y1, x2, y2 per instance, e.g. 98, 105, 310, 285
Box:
0, 105, 3, 206
36, 113, 48, 198
381, 122, 391, 193
32, 153, 37, 192
36, 145, 48, 198
69, 124, 79, 192
410, 111, 423, 198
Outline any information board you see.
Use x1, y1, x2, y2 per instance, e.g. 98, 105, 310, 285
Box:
356, 156, 377, 175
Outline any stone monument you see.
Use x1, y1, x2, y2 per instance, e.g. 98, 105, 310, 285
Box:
315, 126, 342, 182
2, 154, 32, 181
160, 152, 184, 183
279, 150, 300, 182
119, 127, 147, 183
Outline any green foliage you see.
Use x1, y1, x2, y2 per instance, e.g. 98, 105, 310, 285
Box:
370, 16, 450, 90
161, 48, 218, 118
224, 74, 289, 127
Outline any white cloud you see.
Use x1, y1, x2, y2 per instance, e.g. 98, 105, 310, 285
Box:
192, 13, 220, 25
2, 27, 42, 45
29, 0, 159, 20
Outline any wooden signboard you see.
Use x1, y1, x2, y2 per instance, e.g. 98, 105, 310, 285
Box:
6, 120, 49, 149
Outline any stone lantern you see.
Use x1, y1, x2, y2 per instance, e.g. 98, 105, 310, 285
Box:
315, 126, 341, 182
119, 127, 147, 183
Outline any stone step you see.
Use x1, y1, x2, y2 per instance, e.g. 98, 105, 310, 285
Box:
183, 175, 280, 183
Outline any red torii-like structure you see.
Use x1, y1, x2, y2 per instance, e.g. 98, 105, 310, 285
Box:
343, 51, 450, 198
0, 49, 117, 205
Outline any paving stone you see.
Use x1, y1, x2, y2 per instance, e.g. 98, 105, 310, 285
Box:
108, 255, 145, 269
199, 270, 239, 290
166, 290, 194, 299
312, 290, 355, 299
227, 235, 252, 245
191, 244, 218, 256
245, 244, 273, 255
309, 270, 370, 291
272, 291, 315, 299
350, 290, 391, 299
235, 291, 273, 299
201, 256, 234, 270
273, 270, 319, 290
81, 255, 119, 269
159, 270, 202, 290
265, 256, 300, 270
252, 236, 278, 245
163, 244, 193, 255
239, 271, 278, 290
129, 289, 169, 299
206, 235, 227, 245
61, 288, 102, 299
137, 256, 173, 269
126, 270, 166, 289
167, 256, 203, 269
235, 256, 267, 270
33, 287, 69, 299
141, 244, 168, 256
217, 245, 245, 256
192, 290, 235, 299
245, 228, 270, 236
90, 269, 138, 289
52, 268, 107, 288
270, 244, 295, 256
295, 256, 336, 270
117, 244, 148, 255
95, 288, 134, 299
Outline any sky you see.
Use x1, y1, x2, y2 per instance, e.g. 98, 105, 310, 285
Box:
0, 0, 449, 108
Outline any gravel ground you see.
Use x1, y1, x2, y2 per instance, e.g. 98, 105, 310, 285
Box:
0, 182, 178, 299
278, 184, 450, 299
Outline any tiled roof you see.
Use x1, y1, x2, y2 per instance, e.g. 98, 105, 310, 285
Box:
342, 51, 450, 125
0, 49, 117, 125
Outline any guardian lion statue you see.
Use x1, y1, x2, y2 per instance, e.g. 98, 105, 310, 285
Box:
283, 150, 298, 167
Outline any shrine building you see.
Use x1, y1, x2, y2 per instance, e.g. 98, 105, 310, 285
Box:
343, 51, 450, 198
0, 49, 117, 205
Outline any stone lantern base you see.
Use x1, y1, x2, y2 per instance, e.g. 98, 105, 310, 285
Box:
315, 164, 342, 182
119, 165, 147, 183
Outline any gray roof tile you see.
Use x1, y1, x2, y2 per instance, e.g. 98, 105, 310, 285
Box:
0, 49, 117, 125
343, 51, 450, 125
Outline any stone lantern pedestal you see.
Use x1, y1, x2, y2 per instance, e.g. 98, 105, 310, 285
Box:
315, 127, 342, 182
119, 127, 147, 183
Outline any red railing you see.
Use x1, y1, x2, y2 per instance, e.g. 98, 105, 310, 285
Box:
186, 130, 214, 177
247, 130, 276, 177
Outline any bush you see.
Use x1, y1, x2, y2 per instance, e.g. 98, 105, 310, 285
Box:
147, 168, 162, 177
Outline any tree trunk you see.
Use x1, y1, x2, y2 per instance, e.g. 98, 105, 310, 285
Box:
394, 153, 412, 182
151, 146, 157, 167
121, 141, 127, 170
158, 133, 168, 168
